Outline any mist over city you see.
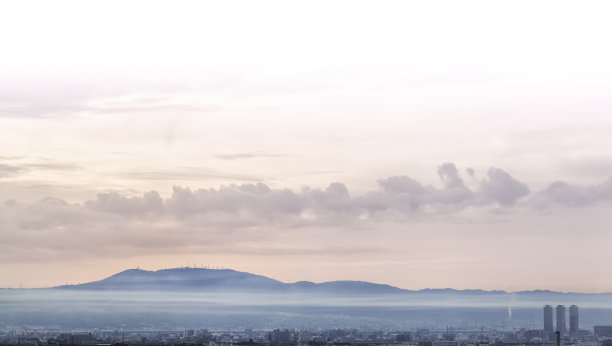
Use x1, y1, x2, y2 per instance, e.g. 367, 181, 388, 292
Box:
2, 0, 612, 345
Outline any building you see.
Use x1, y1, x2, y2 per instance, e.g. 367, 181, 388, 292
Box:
268, 329, 294, 344
59, 333, 95, 345
396, 332, 412, 342
297, 331, 311, 343
523, 329, 543, 340
594, 326, 612, 337
544, 305, 554, 340
556, 305, 567, 335
569, 305, 579, 334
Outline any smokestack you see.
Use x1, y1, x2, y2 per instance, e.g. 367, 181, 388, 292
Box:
555, 331, 560, 346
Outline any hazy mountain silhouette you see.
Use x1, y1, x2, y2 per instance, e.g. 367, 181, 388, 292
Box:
52, 267, 612, 299
3, 267, 611, 330
54, 267, 404, 294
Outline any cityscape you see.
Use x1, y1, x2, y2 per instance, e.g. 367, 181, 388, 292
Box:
3, 304, 612, 345
3, 268, 612, 346
3, 1, 612, 346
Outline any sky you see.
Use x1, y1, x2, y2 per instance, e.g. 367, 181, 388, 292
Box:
1, 0, 612, 292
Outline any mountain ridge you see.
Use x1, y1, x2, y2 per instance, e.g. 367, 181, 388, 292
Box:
48, 267, 612, 296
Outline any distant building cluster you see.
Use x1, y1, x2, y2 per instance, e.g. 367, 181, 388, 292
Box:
3, 324, 612, 346
543, 305, 580, 340
4, 305, 612, 346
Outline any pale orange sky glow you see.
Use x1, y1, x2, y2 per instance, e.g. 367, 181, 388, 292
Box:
2, 0, 612, 292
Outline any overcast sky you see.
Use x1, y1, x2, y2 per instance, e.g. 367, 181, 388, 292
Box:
1, 0, 612, 291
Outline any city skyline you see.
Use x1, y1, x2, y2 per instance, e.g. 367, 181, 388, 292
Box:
2, 1, 612, 292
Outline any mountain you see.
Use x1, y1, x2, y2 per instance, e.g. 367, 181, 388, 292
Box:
57, 267, 285, 292
5, 267, 610, 330
53, 267, 612, 302
54, 267, 409, 294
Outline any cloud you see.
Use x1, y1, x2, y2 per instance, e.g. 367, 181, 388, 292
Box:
85, 191, 164, 215
478, 168, 530, 206
0, 88, 216, 119
377, 175, 429, 195
164, 184, 306, 218
0, 160, 81, 179
25, 162, 81, 171
115, 167, 266, 182
363, 163, 478, 212
529, 177, 612, 208
2, 163, 534, 229
438, 162, 464, 189
214, 152, 290, 160
2, 163, 527, 234
0, 104, 83, 119
0, 164, 24, 178
12, 162, 608, 262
